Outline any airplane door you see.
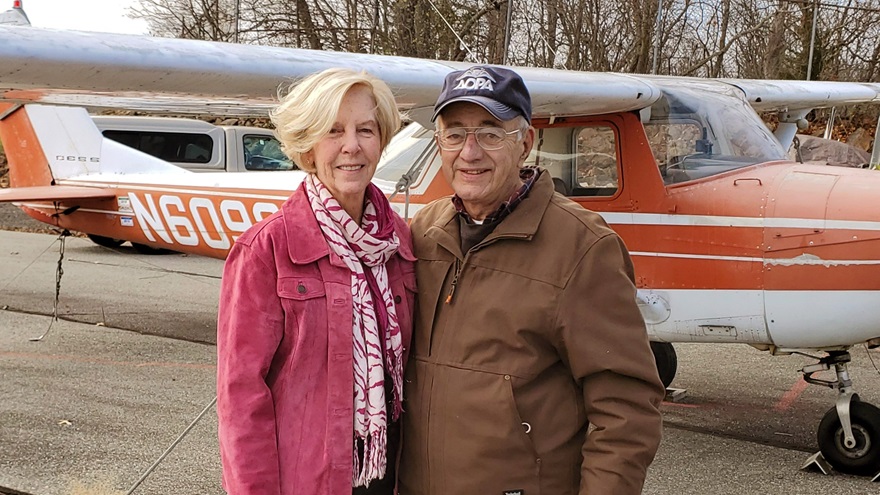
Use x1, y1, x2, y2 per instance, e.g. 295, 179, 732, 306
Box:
765, 170, 836, 242
529, 116, 634, 211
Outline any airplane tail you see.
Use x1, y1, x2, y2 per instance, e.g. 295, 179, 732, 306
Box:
0, 103, 54, 187
0, 1, 30, 26
0, 102, 186, 191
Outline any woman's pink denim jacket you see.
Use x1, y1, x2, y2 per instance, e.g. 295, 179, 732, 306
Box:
217, 184, 416, 495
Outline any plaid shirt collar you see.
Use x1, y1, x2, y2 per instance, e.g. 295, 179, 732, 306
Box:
452, 167, 541, 224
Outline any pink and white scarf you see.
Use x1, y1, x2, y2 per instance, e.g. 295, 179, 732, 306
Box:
305, 174, 403, 487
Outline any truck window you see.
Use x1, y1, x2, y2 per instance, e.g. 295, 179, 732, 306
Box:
243, 134, 297, 171
102, 130, 214, 164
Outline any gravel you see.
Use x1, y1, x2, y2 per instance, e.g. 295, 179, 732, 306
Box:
0, 203, 57, 234
0, 153, 66, 234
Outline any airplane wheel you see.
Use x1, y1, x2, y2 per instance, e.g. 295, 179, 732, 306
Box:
87, 234, 125, 248
131, 243, 173, 255
817, 400, 880, 476
650, 341, 677, 389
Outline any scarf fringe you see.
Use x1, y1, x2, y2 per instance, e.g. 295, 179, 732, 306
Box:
352, 428, 388, 487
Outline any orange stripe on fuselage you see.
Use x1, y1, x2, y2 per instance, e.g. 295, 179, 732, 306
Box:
0, 104, 53, 188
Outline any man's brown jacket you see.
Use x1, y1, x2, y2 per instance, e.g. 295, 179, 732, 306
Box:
399, 172, 665, 495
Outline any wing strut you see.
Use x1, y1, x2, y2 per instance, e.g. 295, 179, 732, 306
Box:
871, 114, 880, 169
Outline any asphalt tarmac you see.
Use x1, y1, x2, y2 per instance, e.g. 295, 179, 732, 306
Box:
1, 230, 879, 494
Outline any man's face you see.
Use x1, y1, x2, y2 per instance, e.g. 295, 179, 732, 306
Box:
436, 102, 534, 221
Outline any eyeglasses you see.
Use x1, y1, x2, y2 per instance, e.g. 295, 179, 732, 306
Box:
434, 127, 522, 151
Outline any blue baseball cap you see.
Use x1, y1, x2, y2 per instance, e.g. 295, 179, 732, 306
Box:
432, 65, 532, 124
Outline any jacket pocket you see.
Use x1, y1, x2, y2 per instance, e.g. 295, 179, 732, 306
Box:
504, 375, 541, 460
275, 277, 329, 372
277, 277, 326, 300
435, 367, 541, 494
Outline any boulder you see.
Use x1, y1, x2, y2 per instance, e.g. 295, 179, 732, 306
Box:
788, 134, 871, 168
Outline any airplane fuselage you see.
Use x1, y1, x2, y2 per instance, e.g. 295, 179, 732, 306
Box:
4, 78, 880, 354
14, 145, 880, 353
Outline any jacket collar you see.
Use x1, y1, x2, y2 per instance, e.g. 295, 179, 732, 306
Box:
426, 170, 555, 258
282, 183, 332, 265
282, 180, 415, 265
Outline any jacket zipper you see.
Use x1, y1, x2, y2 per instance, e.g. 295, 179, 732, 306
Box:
443, 233, 529, 305
444, 257, 462, 304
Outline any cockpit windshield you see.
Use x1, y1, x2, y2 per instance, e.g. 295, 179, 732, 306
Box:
646, 81, 786, 185
374, 123, 437, 186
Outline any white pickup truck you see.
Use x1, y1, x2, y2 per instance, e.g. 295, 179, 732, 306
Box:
92, 115, 296, 172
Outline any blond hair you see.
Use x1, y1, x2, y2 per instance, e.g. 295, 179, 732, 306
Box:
270, 68, 401, 173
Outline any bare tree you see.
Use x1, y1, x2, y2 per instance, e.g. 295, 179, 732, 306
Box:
132, 0, 237, 41
128, 0, 880, 85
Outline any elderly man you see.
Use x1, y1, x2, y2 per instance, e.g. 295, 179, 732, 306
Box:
398, 65, 665, 494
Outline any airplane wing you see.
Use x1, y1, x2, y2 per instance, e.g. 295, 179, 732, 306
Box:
0, 24, 660, 124
2, 24, 880, 124
725, 79, 880, 112
0, 185, 115, 202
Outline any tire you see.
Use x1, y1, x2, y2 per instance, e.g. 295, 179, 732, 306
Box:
87, 234, 125, 248
131, 242, 173, 255
817, 400, 880, 476
650, 341, 677, 389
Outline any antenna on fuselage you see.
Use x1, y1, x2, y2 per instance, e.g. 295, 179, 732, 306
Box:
0, 0, 31, 26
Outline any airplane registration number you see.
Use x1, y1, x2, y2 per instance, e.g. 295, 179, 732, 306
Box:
126, 192, 280, 249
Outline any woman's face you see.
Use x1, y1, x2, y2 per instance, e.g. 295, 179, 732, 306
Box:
309, 85, 382, 211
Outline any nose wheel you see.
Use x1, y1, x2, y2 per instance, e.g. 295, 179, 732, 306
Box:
650, 341, 677, 389
802, 350, 880, 476
817, 399, 880, 476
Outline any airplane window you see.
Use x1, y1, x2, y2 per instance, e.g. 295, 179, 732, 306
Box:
645, 121, 702, 169
573, 126, 618, 196
647, 83, 787, 185
526, 127, 572, 195
243, 135, 297, 171
524, 125, 619, 197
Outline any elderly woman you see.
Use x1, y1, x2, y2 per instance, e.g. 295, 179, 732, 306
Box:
216, 68, 415, 495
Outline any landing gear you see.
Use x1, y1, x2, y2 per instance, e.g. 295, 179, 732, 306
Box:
650, 341, 677, 389
817, 400, 880, 476
802, 350, 880, 476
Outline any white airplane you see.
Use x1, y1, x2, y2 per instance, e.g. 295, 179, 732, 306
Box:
1, 2, 880, 477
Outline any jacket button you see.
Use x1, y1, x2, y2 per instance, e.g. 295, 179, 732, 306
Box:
297, 283, 306, 294
503, 375, 510, 381
394, 295, 402, 304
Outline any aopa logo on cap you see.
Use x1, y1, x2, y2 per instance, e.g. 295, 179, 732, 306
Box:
453, 67, 497, 92
432, 64, 533, 123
